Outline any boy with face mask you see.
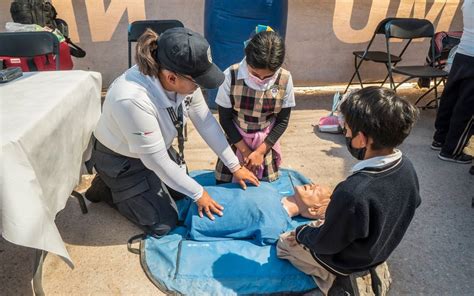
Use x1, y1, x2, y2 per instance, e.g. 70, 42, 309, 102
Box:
277, 87, 421, 296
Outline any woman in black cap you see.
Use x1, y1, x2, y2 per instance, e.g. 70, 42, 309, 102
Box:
86, 27, 260, 236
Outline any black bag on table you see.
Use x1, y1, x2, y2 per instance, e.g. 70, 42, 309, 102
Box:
10, 0, 86, 58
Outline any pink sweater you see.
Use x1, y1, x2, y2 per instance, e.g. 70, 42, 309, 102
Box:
233, 122, 282, 180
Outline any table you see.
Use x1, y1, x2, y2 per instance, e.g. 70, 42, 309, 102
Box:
0, 71, 102, 291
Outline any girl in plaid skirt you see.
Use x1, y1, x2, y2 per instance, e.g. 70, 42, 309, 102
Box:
215, 25, 296, 183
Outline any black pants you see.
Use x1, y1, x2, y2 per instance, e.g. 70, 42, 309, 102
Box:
90, 139, 185, 236
433, 53, 474, 156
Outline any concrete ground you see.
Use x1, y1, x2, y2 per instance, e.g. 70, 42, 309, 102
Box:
1, 88, 473, 295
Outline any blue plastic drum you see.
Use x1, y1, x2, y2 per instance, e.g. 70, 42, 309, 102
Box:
204, 0, 288, 108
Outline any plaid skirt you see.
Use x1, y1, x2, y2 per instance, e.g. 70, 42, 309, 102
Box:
215, 144, 280, 183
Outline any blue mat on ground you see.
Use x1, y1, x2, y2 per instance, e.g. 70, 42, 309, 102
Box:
140, 169, 318, 295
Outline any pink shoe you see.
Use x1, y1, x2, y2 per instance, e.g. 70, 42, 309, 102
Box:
318, 115, 342, 133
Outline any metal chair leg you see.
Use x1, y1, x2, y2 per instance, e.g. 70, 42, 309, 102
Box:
354, 57, 365, 89
71, 190, 88, 214
344, 72, 357, 94
344, 56, 361, 94
417, 79, 444, 109
414, 86, 435, 106
380, 70, 390, 87
32, 250, 47, 296
393, 76, 413, 91
387, 68, 395, 90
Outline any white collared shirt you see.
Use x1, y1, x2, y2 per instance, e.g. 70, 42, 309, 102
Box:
350, 149, 403, 174
215, 59, 296, 108
95, 66, 192, 157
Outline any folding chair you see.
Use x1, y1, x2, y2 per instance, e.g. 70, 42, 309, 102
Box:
0, 31, 60, 70
344, 18, 405, 94
385, 19, 448, 109
128, 20, 184, 68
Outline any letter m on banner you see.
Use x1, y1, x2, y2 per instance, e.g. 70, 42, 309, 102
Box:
333, 0, 460, 44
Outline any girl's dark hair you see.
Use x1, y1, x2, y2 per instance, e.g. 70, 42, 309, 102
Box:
339, 86, 419, 150
245, 31, 285, 71
135, 28, 161, 77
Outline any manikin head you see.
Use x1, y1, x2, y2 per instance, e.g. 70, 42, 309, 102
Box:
283, 184, 332, 220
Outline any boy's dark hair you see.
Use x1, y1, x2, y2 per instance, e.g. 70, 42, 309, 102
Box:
339, 87, 419, 150
245, 31, 285, 71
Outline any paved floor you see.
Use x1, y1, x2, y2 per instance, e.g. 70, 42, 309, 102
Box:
1, 88, 473, 295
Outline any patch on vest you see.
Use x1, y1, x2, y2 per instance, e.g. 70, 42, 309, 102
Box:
270, 85, 279, 98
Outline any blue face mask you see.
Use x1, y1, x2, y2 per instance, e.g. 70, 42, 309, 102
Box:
343, 128, 366, 160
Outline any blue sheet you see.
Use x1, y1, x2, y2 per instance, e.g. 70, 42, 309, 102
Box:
141, 169, 318, 295
184, 182, 292, 245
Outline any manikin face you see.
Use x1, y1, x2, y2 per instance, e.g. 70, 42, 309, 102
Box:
293, 184, 331, 220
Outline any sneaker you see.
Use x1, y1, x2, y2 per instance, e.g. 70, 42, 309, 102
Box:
430, 140, 443, 150
438, 152, 473, 164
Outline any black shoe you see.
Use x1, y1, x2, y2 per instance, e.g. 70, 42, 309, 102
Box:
430, 140, 443, 151
85, 174, 114, 204
470, 166, 474, 175
438, 152, 473, 164
328, 275, 355, 296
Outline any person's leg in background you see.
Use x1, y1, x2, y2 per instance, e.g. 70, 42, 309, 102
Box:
433, 54, 462, 148
433, 54, 474, 164
439, 75, 474, 159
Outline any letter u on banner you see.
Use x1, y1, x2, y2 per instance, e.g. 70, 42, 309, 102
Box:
333, 0, 390, 44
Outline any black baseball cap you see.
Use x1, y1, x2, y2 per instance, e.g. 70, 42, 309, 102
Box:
156, 27, 224, 89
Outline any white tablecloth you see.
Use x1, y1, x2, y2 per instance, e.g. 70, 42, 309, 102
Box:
0, 71, 102, 267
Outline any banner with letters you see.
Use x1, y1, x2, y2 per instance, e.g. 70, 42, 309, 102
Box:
0, 0, 462, 86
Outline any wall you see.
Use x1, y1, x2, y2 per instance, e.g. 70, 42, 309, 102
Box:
0, 0, 463, 87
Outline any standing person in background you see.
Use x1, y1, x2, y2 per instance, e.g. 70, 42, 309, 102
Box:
432, 0, 474, 170
214, 25, 296, 183
86, 27, 259, 237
